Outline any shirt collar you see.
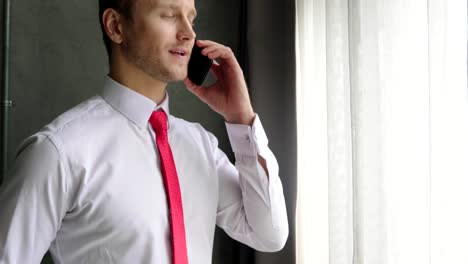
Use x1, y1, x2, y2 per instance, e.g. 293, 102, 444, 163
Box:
100, 76, 170, 129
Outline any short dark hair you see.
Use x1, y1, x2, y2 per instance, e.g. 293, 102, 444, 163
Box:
98, 0, 134, 58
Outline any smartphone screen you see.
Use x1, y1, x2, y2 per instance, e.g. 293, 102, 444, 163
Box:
187, 44, 213, 86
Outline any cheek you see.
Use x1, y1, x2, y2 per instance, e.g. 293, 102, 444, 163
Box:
140, 26, 167, 41
150, 25, 176, 42
127, 17, 178, 52
145, 28, 177, 55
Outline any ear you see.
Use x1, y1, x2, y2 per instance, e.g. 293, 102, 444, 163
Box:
102, 8, 124, 45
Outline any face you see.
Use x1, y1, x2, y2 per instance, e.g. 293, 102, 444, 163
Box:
120, 0, 197, 83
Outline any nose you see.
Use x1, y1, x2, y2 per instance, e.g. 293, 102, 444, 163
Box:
177, 18, 196, 41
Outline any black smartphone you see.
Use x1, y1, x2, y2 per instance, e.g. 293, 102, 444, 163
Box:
187, 44, 213, 86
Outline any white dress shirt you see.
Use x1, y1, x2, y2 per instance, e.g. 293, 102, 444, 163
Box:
0, 77, 288, 264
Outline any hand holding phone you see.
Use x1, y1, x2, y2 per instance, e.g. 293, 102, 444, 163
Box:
184, 39, 255, 125
187, 43, 213, 86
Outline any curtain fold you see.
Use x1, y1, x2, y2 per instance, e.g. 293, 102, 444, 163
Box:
296, 0, 330, 263
325, 1, 354, 263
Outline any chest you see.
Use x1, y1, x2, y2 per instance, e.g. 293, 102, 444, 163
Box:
66, 129, 219, 238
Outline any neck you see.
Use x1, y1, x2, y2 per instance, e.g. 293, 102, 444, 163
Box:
108, 53, 167, 105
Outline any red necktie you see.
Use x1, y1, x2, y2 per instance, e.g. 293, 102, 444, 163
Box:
149, 110, 188, 264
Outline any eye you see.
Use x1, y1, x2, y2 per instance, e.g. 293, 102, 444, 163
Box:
162, 13, 176, 19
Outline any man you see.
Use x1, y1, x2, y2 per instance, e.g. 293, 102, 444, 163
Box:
0, 0, 288, 263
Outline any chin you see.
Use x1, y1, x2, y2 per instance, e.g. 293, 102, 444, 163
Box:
164, 74, 185, 83
172, 70, 188, 82
153, 68, 187, 83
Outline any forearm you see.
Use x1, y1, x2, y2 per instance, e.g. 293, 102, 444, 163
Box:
233, 153, 288, 251
217, 115, 289, 251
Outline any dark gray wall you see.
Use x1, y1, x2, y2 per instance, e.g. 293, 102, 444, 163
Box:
2, 0, 246, 263
246, 1, 297, 263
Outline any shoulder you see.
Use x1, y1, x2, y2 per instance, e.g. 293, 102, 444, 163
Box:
41, 95, 107, 135
16, 96, 109, 156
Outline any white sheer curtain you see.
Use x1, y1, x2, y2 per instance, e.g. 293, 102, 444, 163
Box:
295, 0, 468, 263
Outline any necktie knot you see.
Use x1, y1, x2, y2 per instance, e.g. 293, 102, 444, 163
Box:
149, 110, 168, 133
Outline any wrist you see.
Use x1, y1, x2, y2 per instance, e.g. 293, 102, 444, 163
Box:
225, 111, 256, 126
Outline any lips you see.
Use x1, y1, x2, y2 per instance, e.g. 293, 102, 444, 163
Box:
169, 48, 189, 56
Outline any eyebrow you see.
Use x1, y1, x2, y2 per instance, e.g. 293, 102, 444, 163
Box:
158, 3, 198, 18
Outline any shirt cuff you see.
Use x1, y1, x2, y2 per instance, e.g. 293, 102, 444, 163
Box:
225, 114, 269, 156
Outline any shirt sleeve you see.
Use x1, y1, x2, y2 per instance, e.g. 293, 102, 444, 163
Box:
0, 134, 71, 263
214, 114, 289, 252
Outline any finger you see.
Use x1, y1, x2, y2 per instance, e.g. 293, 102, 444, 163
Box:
195, 39, 206, 47
201, 45, 219, 56
198, 40, 239, 68
197, 39, 222, 47
208, 47, 238, 68
196, 39, 219, 49
217, 46, 234, 61
198, 40, 234, 60
206, 49, 223, 60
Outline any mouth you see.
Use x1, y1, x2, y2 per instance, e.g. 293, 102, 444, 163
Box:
169, 48, 189, 58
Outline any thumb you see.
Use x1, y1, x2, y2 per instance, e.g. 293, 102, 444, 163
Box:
184, 77, 207, 99
210, 63, 224, 80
